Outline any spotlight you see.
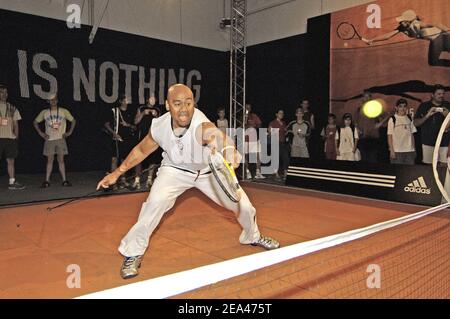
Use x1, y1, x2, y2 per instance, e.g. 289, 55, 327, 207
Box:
220, 18, 235, 29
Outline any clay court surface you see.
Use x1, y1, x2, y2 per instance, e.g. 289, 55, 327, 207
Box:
0, 183, 448, 299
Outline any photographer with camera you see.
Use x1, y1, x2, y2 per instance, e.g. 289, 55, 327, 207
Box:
414, 84, 450, 165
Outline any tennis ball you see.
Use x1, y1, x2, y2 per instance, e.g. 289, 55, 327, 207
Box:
362, 100, 383, 118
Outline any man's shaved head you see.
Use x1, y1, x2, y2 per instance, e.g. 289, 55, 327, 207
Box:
166, 84, 195, 128
167, 84, 193, 100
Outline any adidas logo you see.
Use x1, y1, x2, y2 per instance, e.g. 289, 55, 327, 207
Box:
404, 177, 431, 195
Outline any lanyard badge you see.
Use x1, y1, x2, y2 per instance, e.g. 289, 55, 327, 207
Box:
0, 103, 10, 125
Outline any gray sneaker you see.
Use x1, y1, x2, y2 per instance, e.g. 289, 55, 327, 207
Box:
255, 171, 266, 179
134, 181, 141, 190
251, 235, 280, 250
8, 182, 25, 190
120, 255, 143, 279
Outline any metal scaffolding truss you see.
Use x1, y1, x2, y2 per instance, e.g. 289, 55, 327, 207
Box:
229, 0, 247, 178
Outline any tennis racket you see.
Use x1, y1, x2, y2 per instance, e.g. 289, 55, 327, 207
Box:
208, 151, 242, 203
337, 22, 367, 43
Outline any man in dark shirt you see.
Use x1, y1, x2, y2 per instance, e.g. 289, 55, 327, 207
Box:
268, 109, 289, 181
414, 84, 450, 165
355, 91, 390, 163
104, 95, 138, 188
134, 94, 162, 188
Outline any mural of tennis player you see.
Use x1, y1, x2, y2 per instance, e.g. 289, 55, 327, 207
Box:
362, 10, 450, 67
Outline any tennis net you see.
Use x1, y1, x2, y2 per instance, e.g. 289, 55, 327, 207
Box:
79, 203, 449, 299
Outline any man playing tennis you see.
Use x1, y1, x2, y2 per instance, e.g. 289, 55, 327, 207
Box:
97, 84, 280, 279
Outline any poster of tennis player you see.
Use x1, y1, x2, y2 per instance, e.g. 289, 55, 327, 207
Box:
330, 0, 450, 124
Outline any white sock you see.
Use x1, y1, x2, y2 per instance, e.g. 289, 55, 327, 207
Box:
9, 178, 15, 185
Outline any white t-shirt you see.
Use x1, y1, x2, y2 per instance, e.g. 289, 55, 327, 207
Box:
335, 126, 359, 153
0, 102, 21, 139
151, 108, 211, 172
291, 122, 309, 148
216, 119, 228, 134
34, 107, 74, 141
387, 115, 417, 153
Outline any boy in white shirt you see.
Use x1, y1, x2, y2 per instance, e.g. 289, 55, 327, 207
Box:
216, 107, 228, 134
335, 113, 360, 161
387, 99, 417, 165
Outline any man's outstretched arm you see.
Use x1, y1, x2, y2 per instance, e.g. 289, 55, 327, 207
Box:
97, 132, 159, 189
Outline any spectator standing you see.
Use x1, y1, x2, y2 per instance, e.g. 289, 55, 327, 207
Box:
0, 85, 25, 190
104, 95, 138, 189
336, 113, 360, 161
387, 99, 417, 165
245, 104, 265, 179
216, 107, 228, 134
134, 94, 162, 189
33, 94, 76, 188
287, 108, 310, 158
269, 109, 289, 180
414, 84, 450, 165
355, 91, 390, 163
321, 114, 338, 160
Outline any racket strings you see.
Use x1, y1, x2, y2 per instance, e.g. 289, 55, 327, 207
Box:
209, 153, 240, 202
337, 23, 357, 40
217, 163, 237, 191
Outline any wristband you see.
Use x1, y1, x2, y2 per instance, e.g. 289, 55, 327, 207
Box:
221, 145, 235, 154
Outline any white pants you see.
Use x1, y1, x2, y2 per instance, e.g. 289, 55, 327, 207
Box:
337, 151, 355, 161
422, 145, 448, 164
118, 166, 261, 257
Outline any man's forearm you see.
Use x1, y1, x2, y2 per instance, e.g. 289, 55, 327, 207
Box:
221, 133, 242, 167
33, 122, 43, 136
203, 125, 242, 166
115, 146, 146, 176
135, 112, 144, 125
105, 123, 115, 135
115, 142, 158, 175
13, 123, 19, 138
388, 135, 394, 152
414, 117, 428, 127
68, 120, 76, 134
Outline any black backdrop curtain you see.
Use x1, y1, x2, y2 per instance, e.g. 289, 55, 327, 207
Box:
0, 8, 331, 174
0, 9, 228, 174
246, 14, 331, 158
